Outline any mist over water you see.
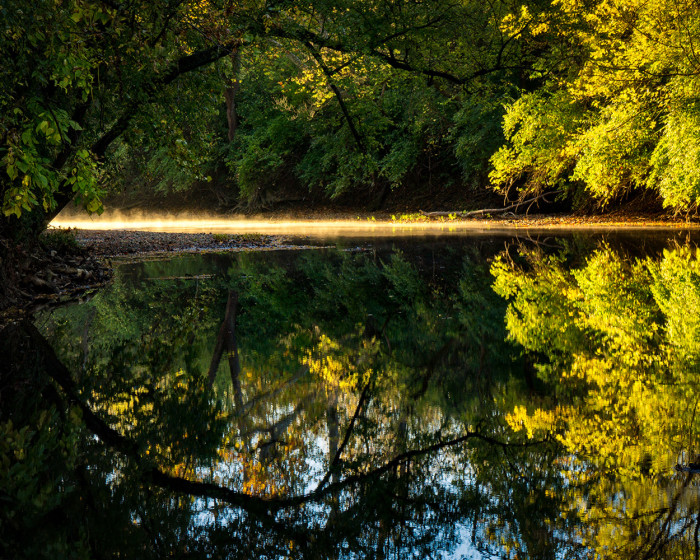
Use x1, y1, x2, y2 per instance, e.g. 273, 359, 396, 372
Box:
50, 208, 697, 238
51, 210, 470, 236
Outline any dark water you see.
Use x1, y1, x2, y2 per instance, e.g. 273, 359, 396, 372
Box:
5, 229, 700, 559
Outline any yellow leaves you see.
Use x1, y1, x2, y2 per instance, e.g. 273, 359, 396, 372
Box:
500, 5, 544, 37
506, 404, 564, 439
530, 20, 550, 36
103, 385, 153, 439
563, 0, 700, 96
504, 0, 700, 211
649, 246, 700, 361
241, 460, 278, 496
499, 11, 520, 34
497, 244, 700, 487
302, 333, 378, 391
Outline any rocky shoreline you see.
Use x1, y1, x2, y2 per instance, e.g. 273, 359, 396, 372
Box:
70, 229, 291, 256
1, 229, 294, 325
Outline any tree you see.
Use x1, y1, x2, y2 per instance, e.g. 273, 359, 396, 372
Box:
2, 0, 558, 240
490, 0, 700, 212
0, 0, 262, 238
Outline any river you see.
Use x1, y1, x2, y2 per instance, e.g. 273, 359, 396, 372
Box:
4, 228, 700, 559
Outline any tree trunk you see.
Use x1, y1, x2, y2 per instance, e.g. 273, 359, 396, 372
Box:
224, 46, 242, 142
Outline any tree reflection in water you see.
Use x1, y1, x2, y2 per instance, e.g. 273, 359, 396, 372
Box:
3, 237, 700, 559
494, 242, 700, 560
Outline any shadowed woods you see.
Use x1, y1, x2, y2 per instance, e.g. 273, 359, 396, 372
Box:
5, 0, 700, 247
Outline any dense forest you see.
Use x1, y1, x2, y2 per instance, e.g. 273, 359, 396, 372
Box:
2, 0, 700, 237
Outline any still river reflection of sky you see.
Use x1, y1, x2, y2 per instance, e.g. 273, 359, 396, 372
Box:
30, 227, 700, 559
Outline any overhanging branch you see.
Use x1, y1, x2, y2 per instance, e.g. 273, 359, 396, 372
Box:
90, 40, 239, 158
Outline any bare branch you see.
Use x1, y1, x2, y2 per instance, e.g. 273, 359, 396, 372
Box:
420, 190, 564, 218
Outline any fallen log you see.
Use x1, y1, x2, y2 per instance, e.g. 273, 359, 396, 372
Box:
420, 190, 563, 218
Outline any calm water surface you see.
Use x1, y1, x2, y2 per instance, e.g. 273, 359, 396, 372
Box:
5, 229, 700, 559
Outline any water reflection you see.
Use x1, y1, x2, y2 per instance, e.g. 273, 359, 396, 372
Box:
494, 242, 700, 559
3, 233, 700, 559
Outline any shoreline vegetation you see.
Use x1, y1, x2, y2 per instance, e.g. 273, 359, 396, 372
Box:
5, 0, 700, 242
5, 0, 700, 316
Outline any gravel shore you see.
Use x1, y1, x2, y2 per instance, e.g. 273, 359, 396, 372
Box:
70, 229, 292, 256
2, 229, 302, 322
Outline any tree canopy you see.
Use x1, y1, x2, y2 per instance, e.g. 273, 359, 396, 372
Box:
3, 0, 700, 236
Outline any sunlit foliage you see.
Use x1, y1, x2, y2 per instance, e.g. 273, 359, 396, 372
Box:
491, 0, 700, 211
494, 242, 700, 557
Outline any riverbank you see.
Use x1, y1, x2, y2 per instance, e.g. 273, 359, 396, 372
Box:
1, 229, 296, 325
71, 229, 294, 256
5, 213, 699, 324
0, 235, 112, 325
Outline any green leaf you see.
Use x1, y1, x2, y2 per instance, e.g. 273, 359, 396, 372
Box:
86, 199, 102, 213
